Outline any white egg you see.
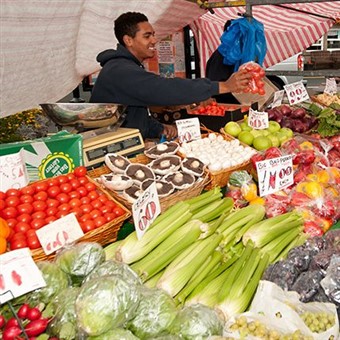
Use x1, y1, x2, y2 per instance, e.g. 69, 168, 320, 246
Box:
208, 133, 217, 141
222, 160, 231, 169
209, 162, 222, 172
217, 135, 224, 142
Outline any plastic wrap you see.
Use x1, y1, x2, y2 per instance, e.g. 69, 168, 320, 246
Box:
168, 304, 223, 339
87, 328, 139, 340
291, 270, 324, 302
75, 274, 140, 336
55, 242, 105, 286
286, 245, 312, 272
127, 287, 178, 339
321, 255, 340, 306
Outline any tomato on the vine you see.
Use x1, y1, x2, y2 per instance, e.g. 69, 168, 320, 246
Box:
74, 166, 87, 177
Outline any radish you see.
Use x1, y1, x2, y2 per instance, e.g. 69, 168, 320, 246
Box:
24, 318, 49, 337
17, 304, 30, 319
2, 326, 22, 340
26, 307, 42, 321
0, 315, 6, 329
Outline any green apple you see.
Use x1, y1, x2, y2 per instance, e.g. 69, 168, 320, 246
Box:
240, 121, 252, 132
274, 131, 289, 145
253, 136, 273, 151
238, 131, 254, 146
261, 129, 270, 136
224, 121, 241, 137
267, 120, 281, 134
250, 130, 263, 138
267, 134, 280, 147
280, 127, 294, 139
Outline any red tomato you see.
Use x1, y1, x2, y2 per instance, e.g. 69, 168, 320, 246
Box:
105, 200, 117, 209
93, 216, 106, 228
47, 186, 61, 198
66, 173, 76, 181
5, 196, 20, 207
98, 194, 109, 204
0, 199, 5, 211
27, 235, 41, 249
113, 206, 125, 217
17, 203, 33, 215
57, 175, 69, 185
6, 188, 21, 197
58, 203, 71, 213
89, 209, 101, 220
60, 183, 72, 194
0, 191, 5, 200
34, 191, 48, 201
68, 191, 81, 199
56, 193, 70, 203
258, 88, 266, 95
78, 176, 88, 185
17, 213, 32, 224
45, 216, 57, 224
85, 182, 96, 192
6, 218, 17, 229
79, 213, 91, 223
10, 238, 28, 250
1, 207, 18, 219
46, 178, 59, 187
46, 198, 59, 208
80, 220, 95, 233
80, 204, 92, 214
99, 204, 112, 215
34, 181, 48, 192
21, 186, 36, 195
91, 199, 103, 209
31, 218, 46, 230
46, 206, 58, 216
76, 187, 88, 197
56, 211, 68, 219
32, 201, 47, 212
69, 179, 81, 190
11, 232, 26, 241
80, 197, 91, 205
20, 194, 34, 204
71, 207, 82, 218
32, 211, 47, 220
14, 222, 30, 234
69, 198, 81, 208
88, 190, 99, 201
74, 166, 87, 177
26, 229, 37, 238
104, 212, 116, 222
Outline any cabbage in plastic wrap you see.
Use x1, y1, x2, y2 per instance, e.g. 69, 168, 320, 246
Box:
127, 287, 178, 339
168, 304, 223, 339
87, 328, 139, 340
55, 242, 105, 286
47, 287, 80, 340
28, 260, 70, 304
75, 275, 140, 336
84, 259, 142, 286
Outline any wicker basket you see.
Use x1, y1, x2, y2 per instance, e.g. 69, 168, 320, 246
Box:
30, 177, 131, 262
87, 156, 210, 213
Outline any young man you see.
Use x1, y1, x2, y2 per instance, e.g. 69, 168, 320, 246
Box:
90, 12, 251, 139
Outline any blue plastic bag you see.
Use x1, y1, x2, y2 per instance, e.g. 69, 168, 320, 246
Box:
218, 17, 267, 71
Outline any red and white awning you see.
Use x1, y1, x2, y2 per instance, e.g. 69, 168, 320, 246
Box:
191, 1, 340, 75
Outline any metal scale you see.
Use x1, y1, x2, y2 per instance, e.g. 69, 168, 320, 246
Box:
40, 103, 144, 168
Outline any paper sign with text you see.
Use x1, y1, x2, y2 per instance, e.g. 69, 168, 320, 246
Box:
0, 248, 46, 304
132, 182, 161, 240
176, 118, 201, 143
248, 108, 269, 130
0, 150, 29, 192
256, 154, 294, 197
324, 78, 337, 95
271, 90, 285, 108
36, 213, 84, 255
284, 81, 309, 105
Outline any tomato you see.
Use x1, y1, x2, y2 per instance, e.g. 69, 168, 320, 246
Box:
68, 190, 81, 199
0, 199, 5, 211
258, 88, 266, 95
69, 198, 81, 208
6, 218, 17, 229
5, 196, 20, 208
26, 229, 37, 238
17, 203, 33, 215
76, 187, 88, 197
71, 207, 82, 218
0, 191, 5, 200
66, 173, 76, 181
99, 204, 112, 215
56, 193, 70, 203
98, 194, 110, 204
80, 220, 95, 233
6, 188, 21, 197
80, 204, 92, 214
85, 182, 96, 192
57, 175, 69, 184
69, 179, 81, 189
89, 209, 101, 220
79, 213, 91, 223
32, 201, 47, 212
34, 191, 48, 201
1, 207, 18, 219
46, 177, 59, 187
17, 213, 32, 224
34, 181, 48, 192
46, 198, 59, 208
93, 216, 106, 228
91, 199, 103, 209
32, 211, 47, 220
113, 206, 125, 217
10, 238, 28, 250
80, 197, 91, 205
60, 183, 72, 194
31, 219, 46, 230
74, 166, 87, 177
46, 207, 58, 216
104, 200, 117, 209
56, 211, 68, 219
58, 203, 71, 213
47, 186, 61, 198
27, 236, 41, 249
45, 216, 57, 224
104, 212, 116, 222
21, 186, 36, 195
20, 194, 34, 204
88, 190, 99, 201
14, 222, 31, 234
11, 232, 26, 241
78, 176, 88, 185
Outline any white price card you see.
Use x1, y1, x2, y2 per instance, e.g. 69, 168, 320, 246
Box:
324, 78, 337, 95
256, 154, 294, 197
132, 181, 161, 240
284, 81, 309, 105
0, 248, 46, 304
271, 90, 285, 108
248, 108, 269, 130
0, 150, 29, 192
36, 213, 84, 255
176, 118, 201, 143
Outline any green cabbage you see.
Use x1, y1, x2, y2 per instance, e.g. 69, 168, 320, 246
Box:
29, 261, 70, 304
128, 287, 178, 339
76, 275, 140, 336
168, 304, 223, 340
85, 260, 142, 286
55, 242, 105, 286
88, 328, 139, 340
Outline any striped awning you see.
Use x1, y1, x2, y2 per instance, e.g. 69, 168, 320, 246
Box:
191, 1, 340, 75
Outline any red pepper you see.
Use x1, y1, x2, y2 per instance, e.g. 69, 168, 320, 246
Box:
303, 221, 324, 237
293, 150, 316, 165
264, 147, 282, 160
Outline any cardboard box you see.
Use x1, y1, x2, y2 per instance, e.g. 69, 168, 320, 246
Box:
0, 131, 83, 182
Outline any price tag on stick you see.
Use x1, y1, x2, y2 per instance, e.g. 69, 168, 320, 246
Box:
132, 182, 161, 240
176, 118, 201, 143
256, 154, 294, 197
248, 108, 269, 130
324, 78, 337, 95
271, 90, 284, 108
284, 81, 309, 105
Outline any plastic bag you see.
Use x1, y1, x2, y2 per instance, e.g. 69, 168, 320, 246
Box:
218, 17, 267, 71
321, 255, 340, 305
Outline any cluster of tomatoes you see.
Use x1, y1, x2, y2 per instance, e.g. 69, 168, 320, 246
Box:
189, 101, 228, 116
240, 62, 266, 95
0, 166, 126, 252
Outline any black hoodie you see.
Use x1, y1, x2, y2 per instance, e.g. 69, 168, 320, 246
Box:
90, 45, 220, 139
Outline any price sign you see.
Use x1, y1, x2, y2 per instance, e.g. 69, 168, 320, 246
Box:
256, 154, 294, 197
0, 248, 46, 304
248, 108, 269, 130
176, 118, 201, 143
324, 78, 337, 95
36, 213, 84, 255
132, 181, 161, 240
271, 90, 285, 108
284, 81, 309, 105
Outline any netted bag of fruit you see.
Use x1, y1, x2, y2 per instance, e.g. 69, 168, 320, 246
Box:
239, 62, 266, 95
248, 280, 339, 339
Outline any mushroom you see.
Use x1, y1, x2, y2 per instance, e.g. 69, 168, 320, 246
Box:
148, 155, 181, 175
181, 157, 206, 177
122, 185, 143, 203
141, 179, 175, 197
104, 153, 130, 174
125, 163, 155, 185
100, 174, 133, 191
144, 141, 180, 159
164, 171, 196, 190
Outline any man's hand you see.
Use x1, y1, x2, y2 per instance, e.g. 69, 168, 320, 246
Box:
162, 124, 178, 140
219, 68, 253, 94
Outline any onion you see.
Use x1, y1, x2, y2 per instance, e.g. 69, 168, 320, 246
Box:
290, 108, 306, 119
279, 104, 292, 116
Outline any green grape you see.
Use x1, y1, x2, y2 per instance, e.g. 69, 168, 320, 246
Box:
236, 315, 247, 327
230, 323, 239, 332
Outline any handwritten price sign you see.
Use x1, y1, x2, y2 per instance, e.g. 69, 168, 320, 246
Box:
36, 213, 84, 255
271, 90, 285, 108
132, 182, 161, 240
248, 108, 269, 130
324, 78, 337, 95
256, 154, 294, 197
284, 81, 309, 105
176, 118, 201, 143
0, 248, 46, 304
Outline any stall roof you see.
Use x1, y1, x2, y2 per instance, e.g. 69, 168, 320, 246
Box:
0, 0, 339, 117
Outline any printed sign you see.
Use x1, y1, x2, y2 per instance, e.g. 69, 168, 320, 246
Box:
176, 118, 201, 143
324, 78, 337, 95
0, 248, 46, 304
284, 81, 309, 105
256, 154, 294, 197
36, 213, 84, 255
248, 108, 269, 130
132, 182, 161, 240
271, 90, 285, 108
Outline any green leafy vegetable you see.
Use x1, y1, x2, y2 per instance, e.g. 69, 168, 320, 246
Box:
88, 328, 139, 340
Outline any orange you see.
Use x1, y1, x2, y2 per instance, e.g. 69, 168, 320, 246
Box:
0, 237, 7, 254
0, 218, 10, 239
316, 170, 330, 184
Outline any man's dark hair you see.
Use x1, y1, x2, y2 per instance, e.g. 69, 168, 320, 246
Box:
114, 12, 149, 46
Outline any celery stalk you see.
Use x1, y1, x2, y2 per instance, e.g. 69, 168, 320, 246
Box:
200, 211, 229, 239
144, 270, 164, 288
104, 240, 123, 260
185, 187, 222, 214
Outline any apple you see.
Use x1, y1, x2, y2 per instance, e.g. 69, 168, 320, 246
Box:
280, 127, 294, 139
224, 122, 242, 137
239, 121, 252, 131
267, 121, 281, 134
267, 134, 280, 147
